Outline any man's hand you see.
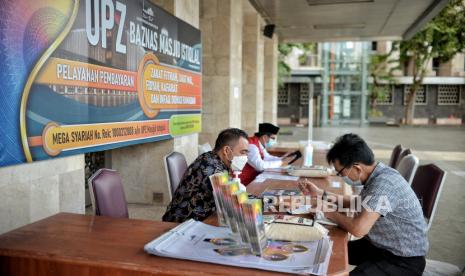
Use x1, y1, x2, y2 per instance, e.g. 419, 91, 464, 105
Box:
325, 209, 380, 238
298, 179, 323, 197
280, 156, 295, 167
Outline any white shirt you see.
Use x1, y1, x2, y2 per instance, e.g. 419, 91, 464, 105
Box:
247, 142, 282, 171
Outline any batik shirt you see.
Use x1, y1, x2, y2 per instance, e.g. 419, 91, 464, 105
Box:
162, 151, 229, 223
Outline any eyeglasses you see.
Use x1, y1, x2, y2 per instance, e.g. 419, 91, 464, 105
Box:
336, 164, 358, 177
336, 167, 346, 177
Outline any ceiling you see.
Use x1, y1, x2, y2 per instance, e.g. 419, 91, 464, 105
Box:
249, 0, 450, 42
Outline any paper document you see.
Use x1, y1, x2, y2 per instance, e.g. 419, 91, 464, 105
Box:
254, 173, 299, 183
145, 219, 332, 275
314, 211, 338, 226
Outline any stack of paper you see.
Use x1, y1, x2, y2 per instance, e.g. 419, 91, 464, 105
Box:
144, 219, 333, 275
254, 173, 299, 183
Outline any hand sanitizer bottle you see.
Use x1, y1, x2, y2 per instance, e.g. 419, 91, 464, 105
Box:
233, 171, 247, 191
303, 141, 313, 167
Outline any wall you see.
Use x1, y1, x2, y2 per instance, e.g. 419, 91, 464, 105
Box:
437, 53, 465, 77
279, 81, 465, 125
0, 155, 85, 234
277, 83, 304, 123
376, 85, 465, 122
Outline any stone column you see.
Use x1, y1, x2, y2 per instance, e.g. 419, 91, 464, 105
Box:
241, 0, 265, 135
111, 0, 200, 205
199, 0, 243, 145
263, 34, 278, 125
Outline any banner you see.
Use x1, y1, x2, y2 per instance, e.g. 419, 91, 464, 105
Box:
0, 0, 202, 167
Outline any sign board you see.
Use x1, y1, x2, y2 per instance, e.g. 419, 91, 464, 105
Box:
0, 0, 202, 167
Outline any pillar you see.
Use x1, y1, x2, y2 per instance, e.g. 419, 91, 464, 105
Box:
199, 0, 243, 145
241, 0, 265, 135
263, 34, 278, 125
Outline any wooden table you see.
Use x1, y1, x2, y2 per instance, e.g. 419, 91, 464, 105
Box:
0, 148, 350, 276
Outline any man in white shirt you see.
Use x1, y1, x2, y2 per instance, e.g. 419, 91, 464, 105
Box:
239, 123, 295, 185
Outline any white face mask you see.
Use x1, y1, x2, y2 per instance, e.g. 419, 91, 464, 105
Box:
342, 176, 362, 186
231, 155, 248, 171
343, 166, 362, 186
265, 138, 277, 148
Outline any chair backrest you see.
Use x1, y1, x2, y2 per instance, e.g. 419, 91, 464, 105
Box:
88, 169, 129, 218
388, 144, 403, 168
411, 164, 446, 230
395, 148, 412, 169
164, 152, 188, 199
396, 154, 419, 185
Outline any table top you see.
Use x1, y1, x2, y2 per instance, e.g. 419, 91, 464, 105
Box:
0, 213, 292, 275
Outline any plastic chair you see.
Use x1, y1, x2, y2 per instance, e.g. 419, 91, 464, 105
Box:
88, 169, 129, 218
394, 148, 411, 169
164, 152, 188, 200
396, 154, 419, 185
411, 164, 447, 230
388, 144, 402, 168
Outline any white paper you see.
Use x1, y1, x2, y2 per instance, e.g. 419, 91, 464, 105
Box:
315, 211, 338, 226
144, 219, 332, 275
255, 173, 299, 182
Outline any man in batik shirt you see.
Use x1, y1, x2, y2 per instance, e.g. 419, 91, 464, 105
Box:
162, 128, 249, 222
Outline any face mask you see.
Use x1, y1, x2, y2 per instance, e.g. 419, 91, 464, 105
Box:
342, 167, 362, 186
231, 155, 248, 171
265, 138, 277, 148
342, 176, 361, 186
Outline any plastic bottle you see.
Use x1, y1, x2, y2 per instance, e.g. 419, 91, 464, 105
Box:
233, 171, 247, 191
303, 141, 313, 167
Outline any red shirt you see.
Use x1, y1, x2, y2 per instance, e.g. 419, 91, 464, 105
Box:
239, 136, 263, 185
